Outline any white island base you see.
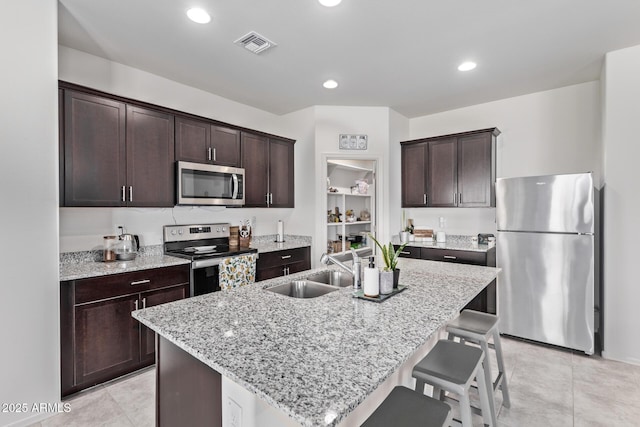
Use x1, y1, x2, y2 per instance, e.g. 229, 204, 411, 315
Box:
157, 330, 446, 427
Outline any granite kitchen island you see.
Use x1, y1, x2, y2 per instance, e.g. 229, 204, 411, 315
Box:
133, 258, 500, 427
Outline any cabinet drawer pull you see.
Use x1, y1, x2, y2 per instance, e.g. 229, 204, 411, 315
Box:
130, 279, 151, 286
281, 255, 292, 260
443, 255, 457, 260
400, 251, 411, 255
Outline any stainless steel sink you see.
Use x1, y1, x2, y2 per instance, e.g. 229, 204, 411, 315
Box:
265, 280, 339, 298
305, 270, 353, 287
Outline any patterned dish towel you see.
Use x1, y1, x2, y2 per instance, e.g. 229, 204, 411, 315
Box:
219, 253, 257, 291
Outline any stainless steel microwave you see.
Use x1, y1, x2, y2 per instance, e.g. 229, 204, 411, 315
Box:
176, 161, 245, 206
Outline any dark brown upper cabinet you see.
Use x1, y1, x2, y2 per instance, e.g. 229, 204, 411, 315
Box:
175, 116, 240, 167
63, 90, 127, 207
400, 128, 499, 208
62, 90, 174, 207
59, 81, 294, 208
126, 105, 175, 207
241, 133, 295, 208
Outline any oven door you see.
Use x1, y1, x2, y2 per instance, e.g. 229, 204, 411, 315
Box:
190, 253, 257, 296
192, 264, 220, 296
177, 161, 245, 206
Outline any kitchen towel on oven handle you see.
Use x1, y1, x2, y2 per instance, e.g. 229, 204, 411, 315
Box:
219, 254, 257, 291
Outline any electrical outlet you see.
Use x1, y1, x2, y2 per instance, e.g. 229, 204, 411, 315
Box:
227, 398, 242, 427
114, 224, 125, 236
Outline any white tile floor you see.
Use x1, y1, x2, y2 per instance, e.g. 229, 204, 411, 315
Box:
31, 337, 640, 426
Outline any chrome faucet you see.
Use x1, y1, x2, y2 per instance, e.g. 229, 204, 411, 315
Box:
320, 248, 362, 290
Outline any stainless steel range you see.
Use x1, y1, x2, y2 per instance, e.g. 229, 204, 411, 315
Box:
163, 223, 257, 296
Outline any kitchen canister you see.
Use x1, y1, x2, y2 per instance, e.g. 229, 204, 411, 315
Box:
103, 235, 117, 262
379, 270, 393, 295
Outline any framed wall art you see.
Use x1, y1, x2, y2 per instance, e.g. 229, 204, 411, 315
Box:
339, 134, 368, 150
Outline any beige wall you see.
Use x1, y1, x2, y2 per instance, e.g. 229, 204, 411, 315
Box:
0, 1, 60, 426
602, 44, 640, 364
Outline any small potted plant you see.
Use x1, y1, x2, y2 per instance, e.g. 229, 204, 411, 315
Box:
369, 234, 408, 291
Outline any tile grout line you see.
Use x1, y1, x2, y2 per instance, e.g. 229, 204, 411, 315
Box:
104, 380, 138, 427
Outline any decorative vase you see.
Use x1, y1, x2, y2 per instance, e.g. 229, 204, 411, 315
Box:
379, 270, 393, 295
392, 269, 400, 289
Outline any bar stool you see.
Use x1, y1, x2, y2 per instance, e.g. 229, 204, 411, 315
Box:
446, 310, 511, 409
361, 386, 453, 427
412, 339, 496, 427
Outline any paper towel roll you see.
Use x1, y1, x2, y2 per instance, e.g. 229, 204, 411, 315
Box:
276, 220, 284, 242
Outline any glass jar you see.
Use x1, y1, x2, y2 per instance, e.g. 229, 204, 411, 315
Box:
103, 235, 117, 262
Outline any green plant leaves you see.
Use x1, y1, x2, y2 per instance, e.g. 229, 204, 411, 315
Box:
368, 234, 408, 271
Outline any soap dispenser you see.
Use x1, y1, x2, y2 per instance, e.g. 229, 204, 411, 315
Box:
363, 256, 379, 297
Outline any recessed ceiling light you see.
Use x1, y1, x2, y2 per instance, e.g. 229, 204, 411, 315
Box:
458, 61, 477, 71
323, 79, 338, 89
319, 0, 342, 7
186, 8, 211, 24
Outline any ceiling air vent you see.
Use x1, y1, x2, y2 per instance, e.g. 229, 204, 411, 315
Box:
234, 31, 277, 54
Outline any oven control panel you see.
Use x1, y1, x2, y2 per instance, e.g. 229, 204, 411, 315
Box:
164, 223, 230, 243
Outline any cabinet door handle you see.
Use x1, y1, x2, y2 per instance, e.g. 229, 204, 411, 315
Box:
134, 300, 139, 310
131, 279, 151, 286
270, 193, 273, 204
423, 194, 427, 205
281, 255, 292, 260
283, 267, 287, 275
129, 186, 133, 202
207, 147, 212, 161
286, 267, 290, 275
443, 255, 457, 260
213, 148, 217, 162
142, 297, 146, 309
121, 186, 126, 202
266, 193, 270, 205
459, 192, 462, 204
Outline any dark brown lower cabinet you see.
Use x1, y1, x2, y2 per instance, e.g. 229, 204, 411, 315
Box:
157, 336, 222, 427
61, 264, 189, 397
73, 294, 141, 388
256, 247, 311, 281
396, 245, 496, 314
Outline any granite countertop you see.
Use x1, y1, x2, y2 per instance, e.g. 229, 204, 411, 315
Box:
250, 235, 312, 253
59, 254, 191, 282
59, 235, 312, 282
392, 234, 495, 253
132, 258, 500, 427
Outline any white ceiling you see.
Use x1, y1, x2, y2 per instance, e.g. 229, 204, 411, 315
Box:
58, 0, 640, 118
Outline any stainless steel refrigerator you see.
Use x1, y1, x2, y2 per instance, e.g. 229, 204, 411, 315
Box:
496, 172, 596, 354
